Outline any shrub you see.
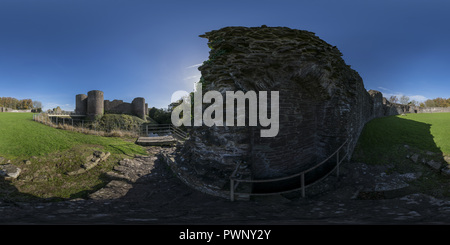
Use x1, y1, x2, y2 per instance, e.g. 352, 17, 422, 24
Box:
97, 114, 146, 132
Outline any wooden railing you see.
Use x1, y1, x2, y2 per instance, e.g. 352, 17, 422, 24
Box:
230, 138, 350, 201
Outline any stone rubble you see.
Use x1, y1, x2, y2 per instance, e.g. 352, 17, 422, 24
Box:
404, 144, 450, 177
2, 147, 450, 224
0, 164, 21, 179
66, 151, 111, 176
89, 151, 158, 200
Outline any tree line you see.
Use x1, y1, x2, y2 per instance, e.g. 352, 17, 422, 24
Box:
422, 97, 450, 108
389, 95, 450, 108
0, 97, 42, 110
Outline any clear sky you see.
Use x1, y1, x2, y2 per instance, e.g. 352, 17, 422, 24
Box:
0, 0, 449, 110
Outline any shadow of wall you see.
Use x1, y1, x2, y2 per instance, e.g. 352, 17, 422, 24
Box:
352, 116, 443, 164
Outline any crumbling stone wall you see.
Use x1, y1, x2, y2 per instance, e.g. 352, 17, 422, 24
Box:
104, 100, 133, 115
0, 107, 13, 112
417, 107, 450, 113
172, 26, 450, 197
174, 26, 379, 195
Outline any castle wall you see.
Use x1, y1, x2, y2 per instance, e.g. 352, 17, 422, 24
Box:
75, 90, 147, 119
417, 107, 450, 113
104, 100, 133, 114
0, 107, 13, 112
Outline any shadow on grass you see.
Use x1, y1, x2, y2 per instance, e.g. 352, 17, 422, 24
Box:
353, 115, 444, 164
253, 115, 448, 195
0, 176, 43, 203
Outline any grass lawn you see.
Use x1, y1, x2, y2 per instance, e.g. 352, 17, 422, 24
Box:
353, 113, 450, 164
404, 113, 450, 154
0, 113, 147, 201
0, 113, 146, 159
352, 113, 450, 197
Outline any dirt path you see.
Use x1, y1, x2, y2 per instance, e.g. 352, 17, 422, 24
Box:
2, 146, 450, 225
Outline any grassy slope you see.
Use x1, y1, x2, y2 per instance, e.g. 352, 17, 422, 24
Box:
0, 113, 146, 159
0, 113, 147, 200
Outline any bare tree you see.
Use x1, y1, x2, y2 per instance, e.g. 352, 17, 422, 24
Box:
33, 101, 43, 109
389, 95, 399, 104
399, 95, 410, 105
409, 100, 418, 106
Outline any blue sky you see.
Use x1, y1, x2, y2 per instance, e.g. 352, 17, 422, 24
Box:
0, 0, 449, 110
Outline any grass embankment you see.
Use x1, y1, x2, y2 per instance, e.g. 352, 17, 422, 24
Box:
353, 113, 450, 197
0, 113, 147, 201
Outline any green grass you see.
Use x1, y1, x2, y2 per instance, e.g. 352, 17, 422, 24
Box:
352, 113, 450, 198
353, 113, 450, 164
0, 113, 146, 159
403, 113, 450, 154
0, 113, 148, 201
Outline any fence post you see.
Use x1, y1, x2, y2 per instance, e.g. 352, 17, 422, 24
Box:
301, 173, 305, 197
230, 179, 235, 201
336, 150, 340, 177
146, 124, 148, 136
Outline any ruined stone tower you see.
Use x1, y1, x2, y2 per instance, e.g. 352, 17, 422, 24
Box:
87, 90, 104, 119
75, 94, 88, 115
172, 26, 400, 198
132, 97, 146, 120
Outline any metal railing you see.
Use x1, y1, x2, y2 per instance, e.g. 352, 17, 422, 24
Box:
141, 124, 188, 140
230, 138, 350, 201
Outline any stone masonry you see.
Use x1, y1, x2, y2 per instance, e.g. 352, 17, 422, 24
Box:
172, 26, 431, 197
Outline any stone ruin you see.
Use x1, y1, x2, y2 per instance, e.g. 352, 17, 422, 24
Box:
75, 90, 148, 120
171, 26, 426, 198
0, 107, 12, 112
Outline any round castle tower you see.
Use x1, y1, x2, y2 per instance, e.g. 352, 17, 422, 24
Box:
87, 90, 104, 119
75, 94, 88, 115
132, 97, 146, 119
